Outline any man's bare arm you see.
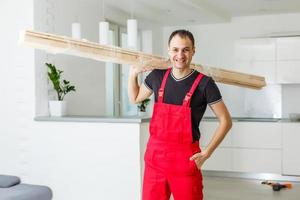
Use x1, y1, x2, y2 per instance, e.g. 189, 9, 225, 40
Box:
190, 100, 232, 169
128, 66, 153, 104
204, 100, 232, 156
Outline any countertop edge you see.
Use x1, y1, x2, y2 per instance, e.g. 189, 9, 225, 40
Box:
34, 116, 300, 123
34, 116, 151, 123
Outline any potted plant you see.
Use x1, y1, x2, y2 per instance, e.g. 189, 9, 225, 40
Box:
46, 63, 76, 116
137, 98, 151, 116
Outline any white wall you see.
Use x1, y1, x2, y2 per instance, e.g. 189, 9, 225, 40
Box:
0, 0, 35, 175
163, 13, 300, 118
35, 0, 106, 116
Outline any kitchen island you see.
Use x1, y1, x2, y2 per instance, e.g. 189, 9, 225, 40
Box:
28, 116, 151, 200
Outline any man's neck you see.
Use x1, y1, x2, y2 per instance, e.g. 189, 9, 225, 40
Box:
171, 67, 193, 79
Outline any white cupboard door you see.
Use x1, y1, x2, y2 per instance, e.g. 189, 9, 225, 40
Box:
234, 38, 276, 62
201, 147, 232, 171
232, 149, 281, 174
231, 122, 281, 149
276, 37, 300, 60
234, 38, 276, 84
200, 121, 232, 147
235, 61, 276, 84
282, 123, 300, 176
276, 61, 300, 83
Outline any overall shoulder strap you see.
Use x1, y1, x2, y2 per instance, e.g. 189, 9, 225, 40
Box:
182, 73, 204, 107
158, 68, 171, 103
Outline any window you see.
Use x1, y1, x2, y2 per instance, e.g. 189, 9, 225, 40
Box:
105, 23, 141, 117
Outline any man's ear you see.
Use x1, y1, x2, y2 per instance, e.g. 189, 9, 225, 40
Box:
167, 47, 171, 57
192, 47, 196, 56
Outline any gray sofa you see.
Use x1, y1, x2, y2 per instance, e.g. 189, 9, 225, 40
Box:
0, 175, 52, 200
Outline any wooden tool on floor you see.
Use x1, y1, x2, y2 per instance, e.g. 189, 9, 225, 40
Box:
19, 30, 266, 89
261, 181, 293, 191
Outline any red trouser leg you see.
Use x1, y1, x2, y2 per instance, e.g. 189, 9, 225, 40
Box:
142, 163, 171, 200
168, 172, 203, 200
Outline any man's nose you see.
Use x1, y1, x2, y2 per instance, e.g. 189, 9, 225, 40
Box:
176, 50, 184, 57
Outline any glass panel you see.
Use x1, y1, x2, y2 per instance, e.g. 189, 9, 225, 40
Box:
105, 24, 120, 117
120, 31, 139, 116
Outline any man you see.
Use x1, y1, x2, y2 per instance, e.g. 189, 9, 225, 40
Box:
128, 29, 232, 200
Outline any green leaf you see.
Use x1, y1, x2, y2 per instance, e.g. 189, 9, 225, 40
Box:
63, 80, 70, 84
137, 98, 151, 111
46, 63, 76, 101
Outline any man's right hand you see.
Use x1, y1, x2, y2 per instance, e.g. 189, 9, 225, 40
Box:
129, 58, 171, 76
128, 64, 153, 104
129, 61, 154, 76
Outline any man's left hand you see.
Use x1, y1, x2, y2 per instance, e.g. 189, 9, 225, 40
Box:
189, 150, 210, 170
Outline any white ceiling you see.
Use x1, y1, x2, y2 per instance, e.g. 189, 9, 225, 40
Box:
103, 0, 300, 26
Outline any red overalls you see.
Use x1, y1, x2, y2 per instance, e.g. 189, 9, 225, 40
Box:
142, 68, 204, 200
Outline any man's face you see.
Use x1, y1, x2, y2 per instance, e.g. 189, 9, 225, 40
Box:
168, 35, 195, 69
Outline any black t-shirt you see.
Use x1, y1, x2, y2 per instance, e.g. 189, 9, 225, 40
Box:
144, 69, 222, 142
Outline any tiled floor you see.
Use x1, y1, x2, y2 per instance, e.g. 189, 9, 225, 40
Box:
203, 176, 299, 200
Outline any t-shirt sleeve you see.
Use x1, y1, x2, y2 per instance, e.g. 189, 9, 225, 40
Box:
143, 70, 156, 91
205, 77, 222, 105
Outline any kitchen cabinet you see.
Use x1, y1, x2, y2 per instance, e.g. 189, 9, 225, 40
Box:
276, 61, 300, 83
232, 148, 281, 173
232, 122, 281, 173
200, 121, 232, 147
234, 38, 276, 62
276, 37, 300, 60
200, 121, 232, 171
231, 122, 281, 149
234, 38, 276, 84
234, 61, 276, 83
282, 123, 300, 176
202, 147, 232, 171
200, 121, 282, 174
234, 37, 300, 84
276, 37, 300, 83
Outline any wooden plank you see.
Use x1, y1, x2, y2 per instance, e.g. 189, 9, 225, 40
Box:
19, 30, 266, 89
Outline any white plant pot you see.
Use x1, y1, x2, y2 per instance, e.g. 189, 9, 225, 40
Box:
49, 100, 67, 116
138, 111, 147, 117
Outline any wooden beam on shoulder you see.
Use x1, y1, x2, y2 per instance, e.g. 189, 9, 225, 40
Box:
19, 30, 266, 89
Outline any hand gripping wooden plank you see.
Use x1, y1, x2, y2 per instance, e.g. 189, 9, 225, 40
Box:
19, 30, 266, 89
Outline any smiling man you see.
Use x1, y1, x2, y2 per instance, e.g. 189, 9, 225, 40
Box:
128, 29, 232, 200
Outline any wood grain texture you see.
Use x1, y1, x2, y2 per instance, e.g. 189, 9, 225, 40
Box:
19, 30, 266, 89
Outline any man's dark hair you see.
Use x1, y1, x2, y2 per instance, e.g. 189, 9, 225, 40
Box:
168, 29, 195, 47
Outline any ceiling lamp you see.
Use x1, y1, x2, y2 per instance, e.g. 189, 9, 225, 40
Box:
99, 0, 109, 45
71, 22, 81, 39
127, 19, 137, 49
71, 2, 81, 39
99, 21, 109, 45
127, 0, 137, 50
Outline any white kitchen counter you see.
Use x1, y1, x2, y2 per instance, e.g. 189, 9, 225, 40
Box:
21, 119, 150, 200
200, 120, 300, 177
